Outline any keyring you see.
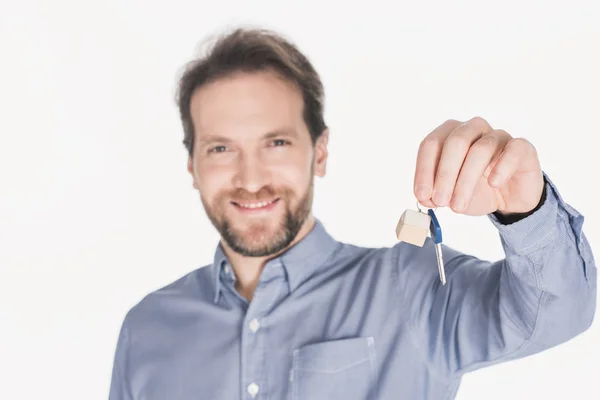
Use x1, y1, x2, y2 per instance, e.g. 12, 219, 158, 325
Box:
416, 201, 437, 213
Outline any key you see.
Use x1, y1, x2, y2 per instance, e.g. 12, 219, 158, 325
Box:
396, 204, 447, 285
396, 208, 431, 247
428, 209, 446, 285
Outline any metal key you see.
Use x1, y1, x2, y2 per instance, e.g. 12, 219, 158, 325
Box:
427, 209, 446, 285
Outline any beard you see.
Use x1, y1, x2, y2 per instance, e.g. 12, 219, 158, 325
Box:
201, 177, 314, 257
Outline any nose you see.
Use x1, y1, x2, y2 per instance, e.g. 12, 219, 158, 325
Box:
232, 151, 271, 193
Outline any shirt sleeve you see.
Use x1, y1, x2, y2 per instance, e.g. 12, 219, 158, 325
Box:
108, 316, 133, 400
398, 172, 597, 380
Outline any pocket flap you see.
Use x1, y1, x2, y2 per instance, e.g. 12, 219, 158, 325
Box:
293, 336, 375, 373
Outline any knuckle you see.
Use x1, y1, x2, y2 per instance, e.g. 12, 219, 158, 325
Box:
474, 134, 497, 150
415, 163, 431, 173
509, 137, 534, 152
419, 137, 440, 152
510, 137, 528, 146
494, 129, 512, 139
468, 116, 490, 131
435, 168, 453, 181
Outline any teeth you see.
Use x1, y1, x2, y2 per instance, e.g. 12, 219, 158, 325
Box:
237, 199, 275, 209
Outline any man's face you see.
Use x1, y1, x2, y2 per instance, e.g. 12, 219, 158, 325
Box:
187, 70, 328, 257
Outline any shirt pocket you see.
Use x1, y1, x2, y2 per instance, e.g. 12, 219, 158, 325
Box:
290, 336, 378, 400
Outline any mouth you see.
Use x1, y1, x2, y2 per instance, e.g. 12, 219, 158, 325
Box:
231, 198, 280, 214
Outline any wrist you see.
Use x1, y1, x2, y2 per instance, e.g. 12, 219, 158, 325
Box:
493, 180, 547, 225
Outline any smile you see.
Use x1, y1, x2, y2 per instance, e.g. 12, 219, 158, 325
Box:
231, 198, 280, 212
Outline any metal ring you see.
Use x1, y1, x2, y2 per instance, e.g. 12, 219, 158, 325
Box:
416, 201, 437, 213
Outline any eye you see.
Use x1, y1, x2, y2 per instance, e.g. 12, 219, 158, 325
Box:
208, 145, 227, 154
272, 139, 290, 147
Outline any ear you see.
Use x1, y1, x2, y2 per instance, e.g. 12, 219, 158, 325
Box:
313, 129, 329, 178
187, 157, 199, 189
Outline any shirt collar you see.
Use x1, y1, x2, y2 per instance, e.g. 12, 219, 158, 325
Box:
211, 217, 340, 303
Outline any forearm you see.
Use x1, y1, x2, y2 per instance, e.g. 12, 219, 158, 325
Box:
487, 173, 596, 348
401, 173, 597, 379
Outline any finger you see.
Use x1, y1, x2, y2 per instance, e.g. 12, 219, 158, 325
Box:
450, 130, 512, 212
414, 119, 461, 203
418, 197, 437, 208
488, 137, 534, 187
432, 117, 492, 207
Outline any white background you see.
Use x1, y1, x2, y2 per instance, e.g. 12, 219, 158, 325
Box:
1, 0, 598, 399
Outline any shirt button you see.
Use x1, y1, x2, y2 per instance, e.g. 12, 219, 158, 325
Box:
224, 265, 230, 274
247, 382, 259, 397
249, 318, 260, 332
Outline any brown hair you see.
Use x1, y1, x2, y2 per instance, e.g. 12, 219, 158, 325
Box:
175, 27, 328, 158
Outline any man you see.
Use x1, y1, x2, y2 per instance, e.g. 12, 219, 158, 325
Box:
108, 27, 597, 399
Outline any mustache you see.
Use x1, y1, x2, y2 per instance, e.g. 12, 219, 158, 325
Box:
225, 187, 291, 203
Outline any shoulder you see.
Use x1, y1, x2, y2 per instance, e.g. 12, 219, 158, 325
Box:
324, 239, 421, 284
327, 238, 429, 271
122, 264, 215, 329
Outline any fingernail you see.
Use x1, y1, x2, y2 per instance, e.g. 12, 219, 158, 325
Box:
452, 197, 466, 211
415, 184, 432, 199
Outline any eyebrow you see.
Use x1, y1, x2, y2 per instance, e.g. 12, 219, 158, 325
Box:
196, 128, 299, 145
263, 128, 299, 139
196, 134, 232, 145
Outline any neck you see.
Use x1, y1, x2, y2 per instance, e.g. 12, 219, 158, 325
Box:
221, 215, 315, 301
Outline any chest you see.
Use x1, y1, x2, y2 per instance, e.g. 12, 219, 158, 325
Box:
128, 266, 446, 399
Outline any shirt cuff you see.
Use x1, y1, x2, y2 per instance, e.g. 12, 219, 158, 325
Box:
492, 181, 547, 225
487, 171, 583, 256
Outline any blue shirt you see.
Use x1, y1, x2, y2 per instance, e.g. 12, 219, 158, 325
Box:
108, 173, 597, 400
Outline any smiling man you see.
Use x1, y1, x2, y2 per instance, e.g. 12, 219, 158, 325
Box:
186, 67, 322, 301
108, 28, 597, 400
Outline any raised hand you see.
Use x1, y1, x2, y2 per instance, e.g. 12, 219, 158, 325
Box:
413, 117, 545, 217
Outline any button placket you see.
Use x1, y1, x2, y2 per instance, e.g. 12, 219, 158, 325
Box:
243, 294, 263, 398
242, 261, 286, 399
